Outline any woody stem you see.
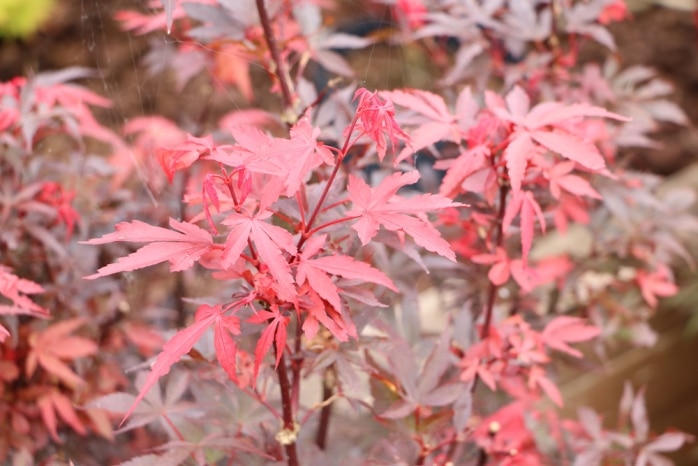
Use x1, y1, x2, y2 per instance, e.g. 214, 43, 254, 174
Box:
255, 0, 294, 114
275, 346, 300, 466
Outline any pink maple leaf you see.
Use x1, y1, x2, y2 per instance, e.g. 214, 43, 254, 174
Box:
298, 285, 357, 341
435, 144, 491, 197
296, 234, 398, 313
26, 318, 97, 388
459, 355, 497, 391
541, 316, 601, 358
211, 309, 241, 383
636, 266, 678, 308
346, 171, 459, 261
38, 389, 87, 442
528, 366, 563, 407
352, 88, 410, 161
269, 118, 336, 196
0, 265, 48, 320
156, 134, 214, 182
83, 219, 213, 279
380, 88, 468, 162
207, 125, 285, 176
120, 304, 237, 425
213, 43, 254, 101
547, 161, 602, 200
247, 304, 290, 382
222, 210, 297, 302
503, 190, 546, 266
490, 86, 627, 193
472, 247, 511, 286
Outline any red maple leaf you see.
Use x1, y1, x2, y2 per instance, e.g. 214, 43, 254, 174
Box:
221, 210, 297, 302
247, 304, 290, 382
346, 171, 460, 260
541, 316, 601, 358
502, 190, 546, 266
26, 318, 97, 388
352, 88, 410, 161
636, 266, 678, 308
0, 265, 48, 320
82, 218, 213, 279
38, 389, 87, 442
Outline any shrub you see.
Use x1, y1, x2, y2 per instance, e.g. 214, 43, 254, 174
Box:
1, 0, 694, 464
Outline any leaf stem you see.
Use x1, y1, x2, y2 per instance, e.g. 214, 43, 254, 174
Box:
304, 216, 357, 238
299, 117, 360, 250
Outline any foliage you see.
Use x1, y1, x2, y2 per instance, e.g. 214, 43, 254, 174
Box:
1, 0, 695, 464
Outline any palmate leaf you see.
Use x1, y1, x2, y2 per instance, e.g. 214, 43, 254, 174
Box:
38, 389, 87, 442
247, 304, 289, 382
119, 304, 238, 425
222, 210, 297, 302
0, 265, 48, 321
503, 190, 546, 266
491, 85, 628, 193
541, 316, 601, 358
381, 87, 478, 162
296, 234, 398, 313
83, 218, 213, 279
26, 318, 97, 388
346, 171, 460, 261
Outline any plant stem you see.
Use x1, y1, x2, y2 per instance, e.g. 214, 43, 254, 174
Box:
479, 183, 509, 340
476, 448, 488, 466
275, 347, 300, 466
464, 180, 510, 466
255, 0, 294, 114
292, 315, 303, 409
315, 371, 334, 450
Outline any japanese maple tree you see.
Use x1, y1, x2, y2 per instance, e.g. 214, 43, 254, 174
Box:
1, 0, 695, 464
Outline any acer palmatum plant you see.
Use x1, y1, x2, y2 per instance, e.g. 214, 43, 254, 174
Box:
0, 70, 141, 462
0, 0, 691, 464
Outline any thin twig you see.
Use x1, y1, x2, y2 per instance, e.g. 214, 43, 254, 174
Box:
255, 0, 295, 114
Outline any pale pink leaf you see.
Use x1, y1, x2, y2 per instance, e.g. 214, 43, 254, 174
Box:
542, 316, 601, 358
214, 317, 238, 382
120, 308, 218, 425
83, 219, 213, 278
526, 102, 628, 129
346, 172, 459, 261
531, 130, 606, 171
643, 433, 692, 454
504, 132, 535, 193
